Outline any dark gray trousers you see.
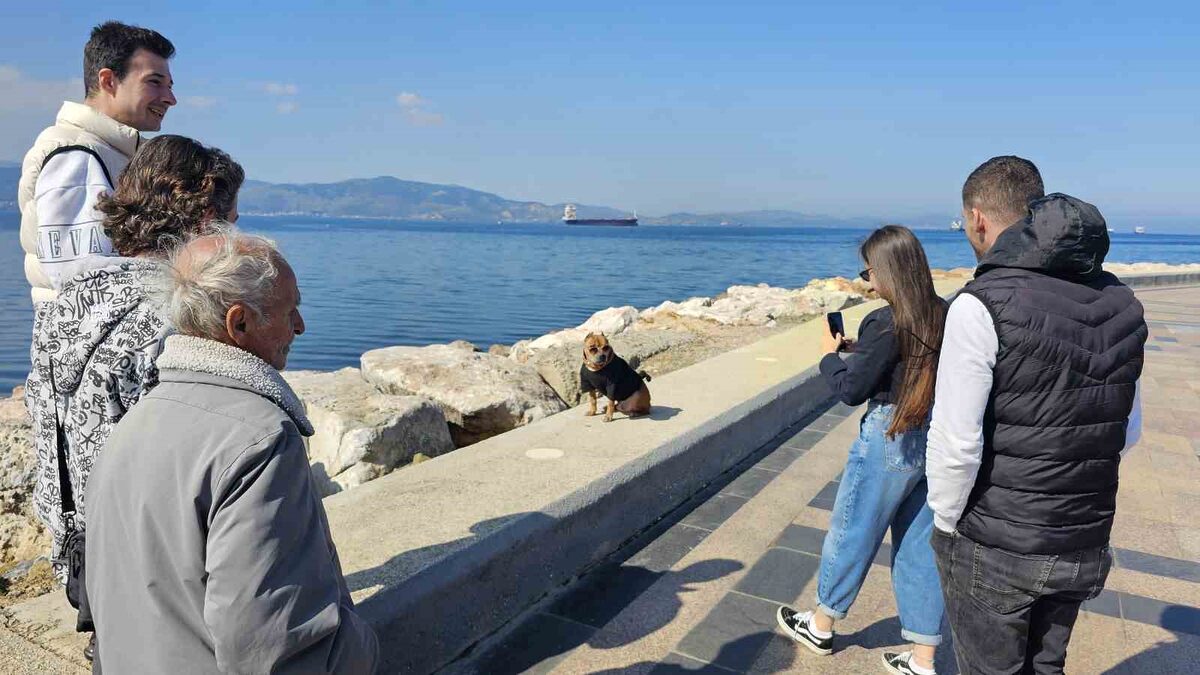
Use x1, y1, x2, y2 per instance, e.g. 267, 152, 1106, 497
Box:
931, 528, 1111, 675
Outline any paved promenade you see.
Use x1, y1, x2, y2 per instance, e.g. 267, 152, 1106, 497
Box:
465, 284, 1200, 674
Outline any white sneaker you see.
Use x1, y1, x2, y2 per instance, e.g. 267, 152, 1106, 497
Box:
882, 650, 936, 675
775, 606, 833, 656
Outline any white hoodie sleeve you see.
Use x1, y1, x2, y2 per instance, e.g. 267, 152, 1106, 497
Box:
34, 149, 118, 288
926, 293, 998, 533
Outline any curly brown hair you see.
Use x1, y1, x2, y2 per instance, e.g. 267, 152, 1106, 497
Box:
98, 135, 245, 257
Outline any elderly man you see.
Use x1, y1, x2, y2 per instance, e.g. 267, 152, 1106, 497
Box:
85, 231, 378, 673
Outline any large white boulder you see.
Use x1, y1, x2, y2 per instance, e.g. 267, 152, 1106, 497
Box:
511, 306, 641, 362
530, 330, 694, 406
360, 345, 568, 447
285, 368, 455, 496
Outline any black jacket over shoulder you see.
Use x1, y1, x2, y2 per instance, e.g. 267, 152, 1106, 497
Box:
956, 193, 1147, 555
581, 356, 644, 402
819, 306, 907, 406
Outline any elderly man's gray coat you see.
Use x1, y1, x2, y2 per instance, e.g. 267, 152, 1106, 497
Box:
85, 335, 378, 673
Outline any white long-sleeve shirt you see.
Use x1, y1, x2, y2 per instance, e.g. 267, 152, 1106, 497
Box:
34, 149, 118, 288
926, 293, 1142, 534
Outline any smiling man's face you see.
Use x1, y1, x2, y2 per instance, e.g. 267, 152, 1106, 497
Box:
108, 48, 176, 131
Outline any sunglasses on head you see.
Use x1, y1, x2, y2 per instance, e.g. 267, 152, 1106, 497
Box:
858, 268, 872, 282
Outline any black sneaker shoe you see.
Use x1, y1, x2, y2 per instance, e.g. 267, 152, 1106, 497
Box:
882, 650, 935, 675
775, 606, 833, 655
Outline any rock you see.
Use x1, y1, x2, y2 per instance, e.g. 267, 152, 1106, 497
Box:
579, 306, 639, 334
639, 296, 713, 322
530, 330, 695, 406
284, 369, 455, 496
0, 395, 49, 571
361, 345, 568, 447
639, 281, 865, 327
510, 306, 641, 362
487, 344, 511, 357
447, 340, 479, 352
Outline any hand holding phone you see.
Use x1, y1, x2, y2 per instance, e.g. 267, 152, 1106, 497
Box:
822, 312, 848, 354
826, 312, 845, 339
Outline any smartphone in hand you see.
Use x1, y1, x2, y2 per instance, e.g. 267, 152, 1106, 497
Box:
826, 311, 845, 339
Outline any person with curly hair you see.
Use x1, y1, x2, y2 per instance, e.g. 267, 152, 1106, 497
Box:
24, 134, 243, 660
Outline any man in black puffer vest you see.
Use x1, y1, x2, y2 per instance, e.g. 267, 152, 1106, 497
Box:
927, 156, 1146, 675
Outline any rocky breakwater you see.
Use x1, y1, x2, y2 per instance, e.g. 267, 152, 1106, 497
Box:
0, 388, 53, 603
283, 368, 455, 496
361, 341, 569, 447
507, 277, 872, 405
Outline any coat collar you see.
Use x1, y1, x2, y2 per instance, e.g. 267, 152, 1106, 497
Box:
155, 335, 314, 436
56, 101, 141, 158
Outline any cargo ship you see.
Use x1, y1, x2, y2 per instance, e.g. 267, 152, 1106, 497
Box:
562, 204, 638, 227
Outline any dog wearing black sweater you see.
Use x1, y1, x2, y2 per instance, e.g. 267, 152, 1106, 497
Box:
580, 332, 652, 422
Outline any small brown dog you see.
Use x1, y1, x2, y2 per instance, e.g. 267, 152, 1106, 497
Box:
580, 332, 652, 422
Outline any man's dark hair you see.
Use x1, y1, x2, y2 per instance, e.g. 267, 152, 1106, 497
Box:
83, 21, 175, 98
962, 155, 1045, 228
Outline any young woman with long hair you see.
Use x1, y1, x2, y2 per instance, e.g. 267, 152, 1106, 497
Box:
776, 225, 948, 675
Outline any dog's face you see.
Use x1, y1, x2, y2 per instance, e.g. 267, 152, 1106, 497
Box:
583, 332, 613, 369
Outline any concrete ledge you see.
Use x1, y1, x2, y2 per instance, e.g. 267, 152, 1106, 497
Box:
1119, 271, 1200, 289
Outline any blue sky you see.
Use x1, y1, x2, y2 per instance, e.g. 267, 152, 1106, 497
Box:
2, 1, 1198, 229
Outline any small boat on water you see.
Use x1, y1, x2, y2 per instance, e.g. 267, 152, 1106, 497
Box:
562, 204, 638, 227
1134, 226, 1147, 235
950, 219, 964, 232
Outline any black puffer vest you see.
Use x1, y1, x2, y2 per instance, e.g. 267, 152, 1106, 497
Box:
956, 194, 1147, 555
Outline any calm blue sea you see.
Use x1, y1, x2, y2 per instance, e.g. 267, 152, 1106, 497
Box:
2, 212, 1198, 391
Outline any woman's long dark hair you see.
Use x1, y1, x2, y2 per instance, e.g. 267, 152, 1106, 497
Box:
861, 225, 945, 437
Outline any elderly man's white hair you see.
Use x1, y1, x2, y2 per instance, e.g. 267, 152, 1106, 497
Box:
160, 226, 283, 340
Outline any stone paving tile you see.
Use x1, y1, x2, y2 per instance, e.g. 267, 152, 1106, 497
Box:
733, 548, 819, 605
1119, 594, 1200, 637
681, 494, 750, 532
805, 415, 844, 433
1115, 548, 1200, 584
751, 446, 805, 473
806, 481, 839, 511
674, 592, 779, 672
778, 428, 825, 451
625, 525, 714, 575
774, 524, 826, 556
650, 651, 731, 673
720, 468, 780, 500
469, 612, 596, 675
1082, 589, 1123, 618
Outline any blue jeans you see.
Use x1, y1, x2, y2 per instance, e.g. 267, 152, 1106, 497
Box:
816, 402, 945, 646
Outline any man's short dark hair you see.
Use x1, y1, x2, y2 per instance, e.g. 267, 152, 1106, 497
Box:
83, 21, 175, 98
962, 156, 1045, 227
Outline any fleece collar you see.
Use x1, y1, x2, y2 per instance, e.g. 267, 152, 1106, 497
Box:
156, 335, 314, 436
56, 101, 141, 158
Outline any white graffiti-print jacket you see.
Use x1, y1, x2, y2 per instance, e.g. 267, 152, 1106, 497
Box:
25, 259, 171, 581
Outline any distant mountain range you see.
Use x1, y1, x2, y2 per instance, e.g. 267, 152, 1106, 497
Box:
236, 177, 880, 227
1, 161, 887, 226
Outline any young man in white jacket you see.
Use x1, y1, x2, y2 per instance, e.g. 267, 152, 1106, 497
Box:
16, 21, 175, 662
17, 21, 176, 303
